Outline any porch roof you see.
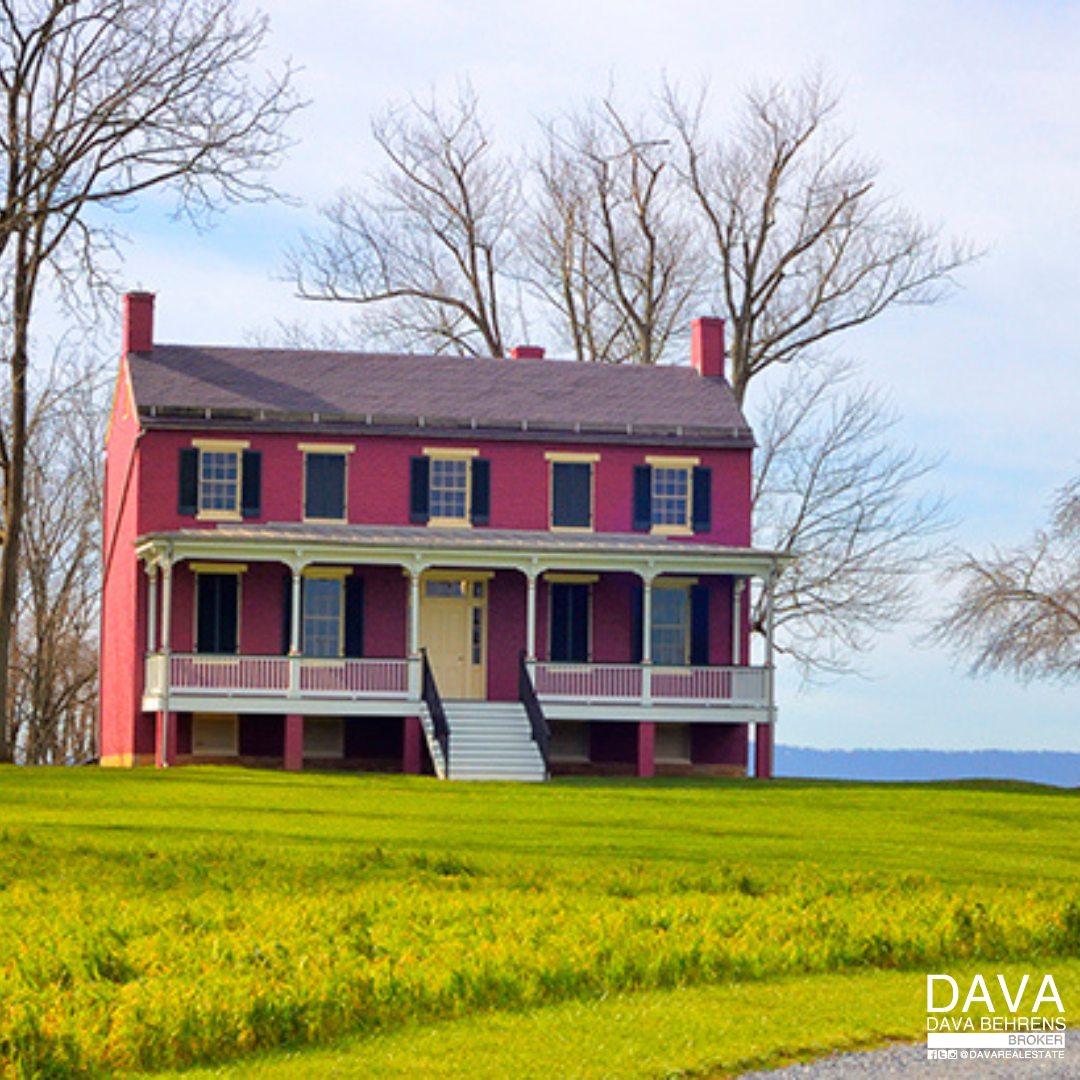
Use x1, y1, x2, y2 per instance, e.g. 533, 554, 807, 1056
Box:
136, 522, 785, 578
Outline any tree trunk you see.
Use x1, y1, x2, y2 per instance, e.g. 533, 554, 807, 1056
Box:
0, 255, 32, 762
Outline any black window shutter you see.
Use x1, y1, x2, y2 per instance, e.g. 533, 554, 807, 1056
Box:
178, 448, 199, 515
281, 572, 293, 655
241, 451, 262, 519
409, 456, 430, 523
306, 454, 346, 520
344, 576, 365, 658
471, 458, 491, 525
569, 583, 590, 662
552, 463, 591, 528
632, 465, 653, 531
630, 583, 644, 663
692, 466, 712, 534
550, 584, 570, 662
219, 575, 239, 653
690, 584, 710, 666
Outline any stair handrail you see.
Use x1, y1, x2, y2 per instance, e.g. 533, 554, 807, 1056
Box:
518, 652, 551, 775
420, 649, 450, 772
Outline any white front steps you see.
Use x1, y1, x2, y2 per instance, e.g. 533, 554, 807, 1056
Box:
442, 701, 547, 782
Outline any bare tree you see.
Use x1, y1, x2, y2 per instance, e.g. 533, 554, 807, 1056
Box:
750, 358, 949, 678
0, 0, 298, 761
665, 72, 975, 404
530, 97, 705, 364
934, 482, 1080, 683
289, 84, 522, 357
8, 352, 105, 762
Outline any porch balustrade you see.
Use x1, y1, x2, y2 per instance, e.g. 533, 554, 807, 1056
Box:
144, 654, 771, 711
529, 661, 772, 708
149, 653, 414, 701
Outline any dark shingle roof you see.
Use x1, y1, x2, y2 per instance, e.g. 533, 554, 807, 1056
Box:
129, 345, 752, 446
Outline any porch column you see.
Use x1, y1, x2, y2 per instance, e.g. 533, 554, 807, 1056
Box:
732, 578, 745, 665
284, 713, 304, 771
640, 572, 655, 705
525, 569, 539, 661
155, 711, 175, 768
146, 564, 159, 654
757, 568, 777, 780
403, 715, 423, 775
289, 568, 303, 654
160, 559, 174, 653
407, 569, 422, 699
637, 720, 656, 778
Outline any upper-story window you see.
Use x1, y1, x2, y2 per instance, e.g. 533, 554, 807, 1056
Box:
547, 452, 599, 530
651, 466, 690, 529
178, 442, 261, 520
302, 444, 354, 522
410, 449, 490, 527
633, 458, 712, 535
200, 451, 240, 513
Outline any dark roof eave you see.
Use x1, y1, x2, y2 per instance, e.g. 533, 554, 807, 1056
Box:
136, 406, 756, 449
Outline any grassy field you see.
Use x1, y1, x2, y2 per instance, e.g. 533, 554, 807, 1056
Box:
0, 768, 1077, 1078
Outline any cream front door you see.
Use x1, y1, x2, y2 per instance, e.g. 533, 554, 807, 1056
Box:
419, 577, 487, 699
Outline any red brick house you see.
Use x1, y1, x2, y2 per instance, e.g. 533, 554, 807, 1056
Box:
100, 292, 783, 780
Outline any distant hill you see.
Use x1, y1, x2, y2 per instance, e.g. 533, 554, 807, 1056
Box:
776, 746, 1080, 788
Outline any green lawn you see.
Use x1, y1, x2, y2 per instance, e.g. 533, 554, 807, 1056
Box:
0, 768, 1077, 1077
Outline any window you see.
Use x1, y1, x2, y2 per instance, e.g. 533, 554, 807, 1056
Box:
430, 457, 468, 520
550, 460, 594, 530
410, 451, 491, 526
304, 717, 345, 759
178, 444, 261, 520
200, 451, 240, 513
651, 587, 689, 666
632, 461, 712, 534
304, 451, 348, 521
652, 467, 690, 529
303, 577, 343, 657
192, 714, 238, 756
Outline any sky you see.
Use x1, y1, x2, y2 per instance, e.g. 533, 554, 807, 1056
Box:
106, 0, 1080, 753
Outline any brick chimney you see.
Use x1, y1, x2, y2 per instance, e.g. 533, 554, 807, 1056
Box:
690, 317, 725, 379
510, 345, 545, 360
123, 292, 155, 354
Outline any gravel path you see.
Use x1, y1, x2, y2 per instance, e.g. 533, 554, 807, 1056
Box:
737, 1039, 1078, 1078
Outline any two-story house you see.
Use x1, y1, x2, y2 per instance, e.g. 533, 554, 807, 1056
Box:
100, 292, 783, 781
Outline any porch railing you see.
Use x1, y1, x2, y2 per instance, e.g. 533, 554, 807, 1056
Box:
529, 661, 772, 707
518, 652, 550, 773
146, 653, 414, 700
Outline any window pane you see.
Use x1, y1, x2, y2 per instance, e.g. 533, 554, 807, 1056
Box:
199, 451, 240, 513
651, 588, 689, 665
305, 453, 346, 520
552, 462, 592, 528
303, 578, 343, 657
652, 467, 689, 527
430, 458, 468, 520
